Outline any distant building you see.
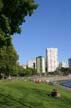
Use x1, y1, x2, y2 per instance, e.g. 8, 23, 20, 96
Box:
27, 60, 36, 69
59, 62, 67, 68
18, 63, 27, 69
36, 56, 46, 74
22, 65, 27, 69
68, 58, 71, 68
46, 48, 58, 73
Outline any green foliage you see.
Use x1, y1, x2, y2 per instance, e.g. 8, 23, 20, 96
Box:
25, 68, 33, 76
0, 45, 19, 77
18, 67, 37, 76
0, 0, 38, 60
0, 0, 38, 36
0, 0, 38, 77
48, 67, 70, 76
17, 65, 25, 76
68, 68, 71, 74
0, 0, 3, 11
60, 67, 69, 75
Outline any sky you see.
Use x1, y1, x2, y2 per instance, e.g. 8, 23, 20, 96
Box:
12, 0, 71, 65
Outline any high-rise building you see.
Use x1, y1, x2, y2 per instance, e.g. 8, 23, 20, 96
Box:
36, 56, 45, 74
68, 58, 71, 68
46, 48, 58, 72
27, 60, 36, 69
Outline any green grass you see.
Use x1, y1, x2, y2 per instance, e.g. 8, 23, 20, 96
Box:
0, 79, 71, 108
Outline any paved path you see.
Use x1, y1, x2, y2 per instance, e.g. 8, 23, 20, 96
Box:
30, 75, 71, 82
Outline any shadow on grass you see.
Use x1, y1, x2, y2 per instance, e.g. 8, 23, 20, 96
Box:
0, 93, 33, 108
0, 86, 49, 108
0, 86, 71, 108
0, 91, 44, 108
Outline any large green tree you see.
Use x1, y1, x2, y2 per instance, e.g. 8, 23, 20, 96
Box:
0, 0, 38, 36
0, 0, 38, 48
0, 0, 38, 78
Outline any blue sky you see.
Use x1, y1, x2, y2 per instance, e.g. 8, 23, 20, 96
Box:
12, 0, 71, 65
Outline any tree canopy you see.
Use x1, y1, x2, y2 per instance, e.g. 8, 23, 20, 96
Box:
0, 0, 38, 36
0, 0, 38, 78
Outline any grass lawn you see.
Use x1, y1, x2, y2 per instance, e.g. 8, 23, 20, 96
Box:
0, 79, 71, 108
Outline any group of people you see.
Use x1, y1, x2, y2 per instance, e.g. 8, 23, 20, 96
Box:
48, 89, 61, 98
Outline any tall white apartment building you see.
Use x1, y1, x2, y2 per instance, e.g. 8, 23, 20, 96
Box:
46, 48, 58, 72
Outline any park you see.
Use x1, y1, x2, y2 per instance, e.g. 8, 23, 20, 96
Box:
0, 1, 71, 108
0, 79, 71, 108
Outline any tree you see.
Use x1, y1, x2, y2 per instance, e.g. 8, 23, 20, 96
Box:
0, 0, 38, 77
60, 67, 69, 75
0, 0, 38, 36
5, 45, 19, 76
0, 45, 19, 78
